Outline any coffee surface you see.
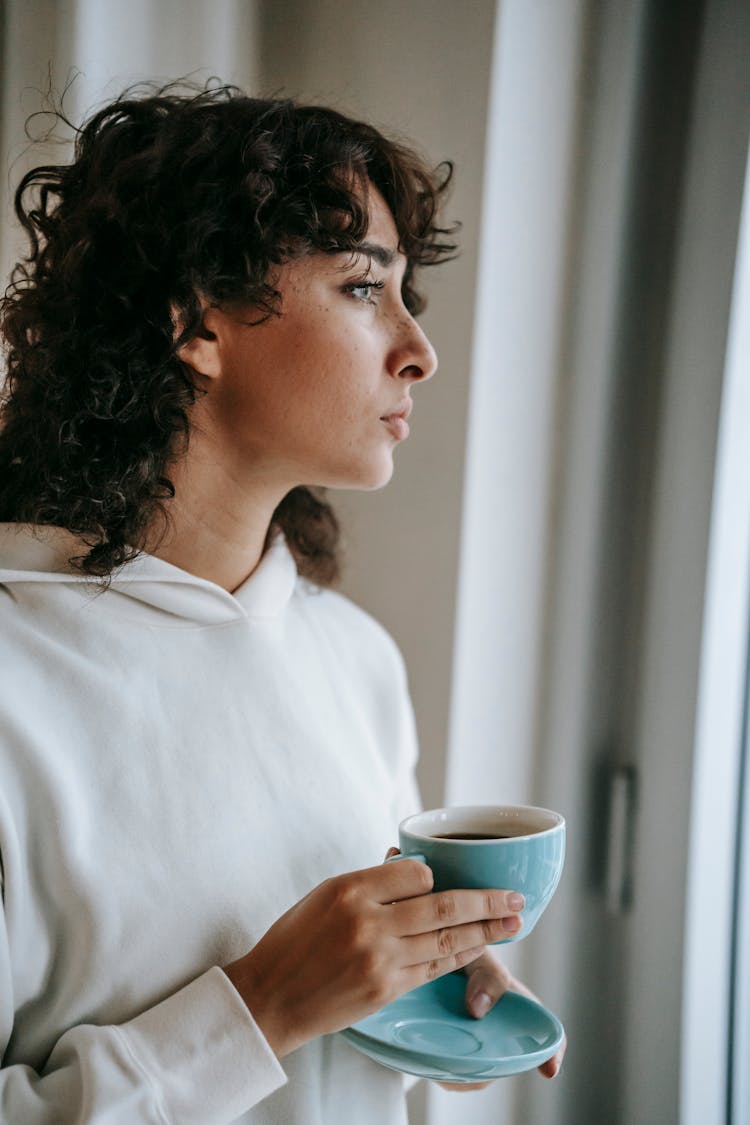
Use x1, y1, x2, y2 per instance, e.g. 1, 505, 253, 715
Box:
431, 831, 513, 840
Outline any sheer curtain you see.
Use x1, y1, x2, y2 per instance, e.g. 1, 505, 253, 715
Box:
0, 0, 258, 291
433, 4, 587, 1122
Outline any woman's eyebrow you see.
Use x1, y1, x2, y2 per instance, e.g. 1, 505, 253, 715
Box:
351, 242, 401, 268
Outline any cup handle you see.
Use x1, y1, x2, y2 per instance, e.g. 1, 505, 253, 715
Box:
385, 853, 428, 865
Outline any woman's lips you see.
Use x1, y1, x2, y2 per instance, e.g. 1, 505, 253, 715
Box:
380, 400, 412, 440
380, 413, 410, 440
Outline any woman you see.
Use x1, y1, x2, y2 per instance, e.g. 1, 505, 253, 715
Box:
0, 83, 564, 1123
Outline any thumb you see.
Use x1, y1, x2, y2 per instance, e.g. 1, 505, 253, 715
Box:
464, 953, 512, 1020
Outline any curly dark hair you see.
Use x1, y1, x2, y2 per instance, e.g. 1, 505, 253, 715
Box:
0, 80, 457, 582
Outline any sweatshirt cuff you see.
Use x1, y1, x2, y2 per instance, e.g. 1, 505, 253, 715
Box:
118, 965, 287, 1123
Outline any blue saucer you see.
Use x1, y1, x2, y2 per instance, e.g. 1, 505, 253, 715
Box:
340, 974, 563, 1082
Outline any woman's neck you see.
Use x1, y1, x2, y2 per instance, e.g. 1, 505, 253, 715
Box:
150, 438, 289, 593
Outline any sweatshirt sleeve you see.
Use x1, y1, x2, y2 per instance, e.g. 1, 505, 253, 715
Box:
0, 952, 287, 1124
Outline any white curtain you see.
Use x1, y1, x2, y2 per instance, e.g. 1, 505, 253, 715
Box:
433, 4, 587, 1123
0, 0, 258, 292
681, 137, 750, 1125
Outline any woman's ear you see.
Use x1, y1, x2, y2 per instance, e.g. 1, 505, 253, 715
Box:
173, 307, 224, 380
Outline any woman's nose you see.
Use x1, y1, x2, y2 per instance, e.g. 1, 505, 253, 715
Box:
391, 316, 438, 382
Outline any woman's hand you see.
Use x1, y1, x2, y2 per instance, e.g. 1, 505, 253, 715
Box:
223, 860, 525, 1059
437, 951, 567, 1091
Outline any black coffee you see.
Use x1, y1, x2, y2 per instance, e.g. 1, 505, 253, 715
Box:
431, 831, 512, 840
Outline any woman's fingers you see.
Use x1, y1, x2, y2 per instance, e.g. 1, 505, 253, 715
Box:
403, 915, 518, 967
401, 944, 487, 992
437, 1081, 494, 1092
538, 1052, 564, 1079
388, 886, 525, 937
465, 954, 567, 1078
363, 858, 435, 902
370, 859, 526, 949
463, 951, 514, 1018
230, 865, 531, 1061
433, 953, 567, 1090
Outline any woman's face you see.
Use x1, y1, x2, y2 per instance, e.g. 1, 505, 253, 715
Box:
194, 187, 438, 495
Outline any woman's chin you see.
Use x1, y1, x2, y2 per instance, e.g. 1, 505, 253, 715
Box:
357, 460, 396, 492
323, 456, 396, 493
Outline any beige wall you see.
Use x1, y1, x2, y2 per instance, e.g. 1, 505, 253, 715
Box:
256, 0, 496, 811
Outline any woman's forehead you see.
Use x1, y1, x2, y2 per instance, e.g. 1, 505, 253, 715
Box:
363, 185, 400, 252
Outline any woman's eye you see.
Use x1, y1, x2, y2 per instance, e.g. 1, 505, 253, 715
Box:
345, 279, 385, 304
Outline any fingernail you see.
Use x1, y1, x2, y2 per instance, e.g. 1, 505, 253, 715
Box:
471, 991, 492, 1018
508, 893, 525, 911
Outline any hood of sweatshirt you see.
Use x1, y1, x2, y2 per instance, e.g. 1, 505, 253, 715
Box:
0, 523, 299, 625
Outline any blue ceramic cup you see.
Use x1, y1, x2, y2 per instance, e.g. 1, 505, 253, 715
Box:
394, 805, 565, 944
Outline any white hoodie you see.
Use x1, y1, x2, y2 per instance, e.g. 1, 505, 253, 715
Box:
0, 523, 420, 1124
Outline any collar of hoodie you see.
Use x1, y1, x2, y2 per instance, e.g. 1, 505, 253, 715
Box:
0, 523, 300, 625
